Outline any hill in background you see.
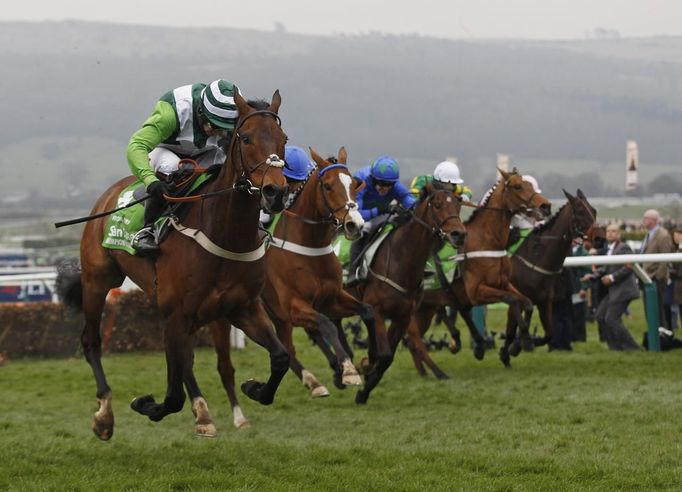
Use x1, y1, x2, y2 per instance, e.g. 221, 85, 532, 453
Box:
1, 21, 681, 204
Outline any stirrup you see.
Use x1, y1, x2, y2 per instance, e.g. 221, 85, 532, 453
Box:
131, 226, 159, 254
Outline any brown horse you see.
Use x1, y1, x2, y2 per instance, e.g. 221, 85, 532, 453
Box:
404, 169, 551, 375
343, 183, 467, 404
227, 147, 373, 401
406, 188, 593, 376
57, 91, 290, 439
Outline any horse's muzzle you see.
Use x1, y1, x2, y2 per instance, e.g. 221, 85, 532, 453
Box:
344, 219, 362, 241
538, 203, 552, 218
261, 184, 289, 213
450, 230, 467, 247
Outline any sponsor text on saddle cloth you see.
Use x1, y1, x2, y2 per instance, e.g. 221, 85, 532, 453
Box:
102, 173, 214, 255
333, 224, 394, 284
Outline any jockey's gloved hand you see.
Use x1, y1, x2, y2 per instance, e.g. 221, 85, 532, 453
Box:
389, 203, 404, 214
147, 180, 171, 199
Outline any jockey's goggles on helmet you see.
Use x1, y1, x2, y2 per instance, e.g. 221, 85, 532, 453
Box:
374, 179, 395, 188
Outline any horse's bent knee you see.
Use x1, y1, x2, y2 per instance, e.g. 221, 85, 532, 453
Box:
271, 349, 290, 372
163, 394, 185, 414
359, 303, 375, 321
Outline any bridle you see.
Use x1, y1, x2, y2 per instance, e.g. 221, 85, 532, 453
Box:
408, 189, 463, 241
232, 109, 285, 194
283, 163, 361, 229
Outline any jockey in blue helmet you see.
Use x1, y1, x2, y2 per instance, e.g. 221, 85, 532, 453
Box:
347, 155, 416, 285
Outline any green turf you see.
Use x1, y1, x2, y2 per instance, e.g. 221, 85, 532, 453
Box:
1, 301, 680, 491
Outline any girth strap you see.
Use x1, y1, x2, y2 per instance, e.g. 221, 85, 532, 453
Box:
169, 217, 266, 261
268, 237, 334, 256
514, 254, 563, 275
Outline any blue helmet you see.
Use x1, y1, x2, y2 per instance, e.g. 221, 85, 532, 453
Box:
370, 155, 400, 182
284, 145, 314, 180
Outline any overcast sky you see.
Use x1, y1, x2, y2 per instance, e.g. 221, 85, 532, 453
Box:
2, 0, 681, 40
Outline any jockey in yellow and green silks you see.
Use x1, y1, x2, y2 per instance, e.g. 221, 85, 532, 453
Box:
410, 160, 473, 202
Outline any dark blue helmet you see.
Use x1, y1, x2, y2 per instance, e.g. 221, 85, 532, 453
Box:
284, 145, 314, 180
370, 155, 400, 182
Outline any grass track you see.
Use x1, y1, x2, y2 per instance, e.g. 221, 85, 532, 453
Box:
1, 302, 682, 491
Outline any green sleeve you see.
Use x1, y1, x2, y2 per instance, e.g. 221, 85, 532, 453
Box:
126, 101, 178, 187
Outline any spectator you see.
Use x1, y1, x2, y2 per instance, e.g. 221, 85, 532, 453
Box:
671, 228, 682, 329
639, 209, 674, 329
570, 238, 591, 342
583, 224, 641, 351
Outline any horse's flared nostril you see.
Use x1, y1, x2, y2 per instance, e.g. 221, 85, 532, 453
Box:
540, 203, 552, 217
262, 184, 289, 213
451, 231, 467, 246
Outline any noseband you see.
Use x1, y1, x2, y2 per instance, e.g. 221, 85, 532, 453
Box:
409, 190, 462, 240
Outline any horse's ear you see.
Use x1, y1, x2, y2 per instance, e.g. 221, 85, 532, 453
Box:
497, 167, 509, 181
563, 188, 576, 202
338, 146, 347, 164
268, 89, 282, 113
234, 90, 251, 116
309, 147, 326, 168
353, 176, 366, 192
576, 188, 586, 200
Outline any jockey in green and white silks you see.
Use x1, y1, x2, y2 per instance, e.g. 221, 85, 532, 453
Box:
126, 79, 241, 255
410, 160, 473, 202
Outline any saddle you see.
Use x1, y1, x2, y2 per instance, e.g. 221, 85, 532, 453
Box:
102, 165, 221, 255
333, 224, 395, 286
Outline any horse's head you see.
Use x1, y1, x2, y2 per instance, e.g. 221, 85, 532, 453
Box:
564, 188, 597, 240
232, 90, 289, 213
418, 183, 467, 246
309, 147, 364, 240
499, 168, 551, 221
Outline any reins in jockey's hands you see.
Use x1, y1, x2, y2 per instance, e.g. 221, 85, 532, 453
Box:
147, 180, 173, 200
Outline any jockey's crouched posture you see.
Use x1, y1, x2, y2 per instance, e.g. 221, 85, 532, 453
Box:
127, 79, 241, 255
410, 160, 473, 201
346, 155, 416, 285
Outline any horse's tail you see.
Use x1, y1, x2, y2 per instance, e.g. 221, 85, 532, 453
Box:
55, 258, 83, 312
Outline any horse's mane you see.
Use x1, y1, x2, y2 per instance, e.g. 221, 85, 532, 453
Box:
465, 182, 498, 225
246, 99, 269, 110
532, 203, 567, 234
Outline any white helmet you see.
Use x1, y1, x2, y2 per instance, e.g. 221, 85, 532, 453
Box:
522, 175, 542, 193
434, 160, 463, 184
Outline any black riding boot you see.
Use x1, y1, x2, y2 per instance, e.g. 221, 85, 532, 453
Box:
346, 235, 366, 286
131, 193, 166, 255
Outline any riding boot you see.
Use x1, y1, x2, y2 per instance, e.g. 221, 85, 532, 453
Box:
346, 235, 366, 286
131, 193, 166, 255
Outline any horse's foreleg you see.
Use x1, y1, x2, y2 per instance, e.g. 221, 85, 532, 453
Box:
456, 306, 487, 360
81, 279, 115, 441
232, 301, 289, 406
535, 301, 553, 347
130, 310, 190, 422
208, 320, 249, 429
354, 309, 393, 405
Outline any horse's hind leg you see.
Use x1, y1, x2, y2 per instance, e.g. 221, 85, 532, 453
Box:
407, 314, 449, 380
233, 301, 289, 406
209, 320, 250, 429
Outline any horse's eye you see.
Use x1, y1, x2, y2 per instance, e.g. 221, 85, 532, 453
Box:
240, 134, 251, 144
433, 202, 442, 210
513, 184, 522, 190
324, 183, 332, 191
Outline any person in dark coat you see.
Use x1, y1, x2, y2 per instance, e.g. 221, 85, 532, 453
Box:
584, 224, 641, 351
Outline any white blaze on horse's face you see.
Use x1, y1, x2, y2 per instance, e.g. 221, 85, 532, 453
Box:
339, 173, 364, 229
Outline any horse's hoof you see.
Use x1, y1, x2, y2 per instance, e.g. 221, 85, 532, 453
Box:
448, 341, 461, 355
473, 345, 485, 361
333, 373, 347, 390
499, 349, 511, 368
235, 418, 251, 429
521, 337, 534, 352
508, 341, 522, 357
195, 423, 217, 438
241, 379, 273, 405
311, 386, 330, 398
355, 390, 369, 405
130, 394, 155, 414
91, 418, 114, 441
342, 373, 362, 386
435, 372, 451, 381
359, 357, 375, 375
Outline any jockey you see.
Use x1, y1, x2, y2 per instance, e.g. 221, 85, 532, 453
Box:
410, 160, 473, 202
347, 155, 416, 285
127, 79, 241, 255
508, 174, 543, 249
260, 144, 314, 227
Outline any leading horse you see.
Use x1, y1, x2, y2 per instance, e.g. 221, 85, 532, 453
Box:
57, 91, 290, 439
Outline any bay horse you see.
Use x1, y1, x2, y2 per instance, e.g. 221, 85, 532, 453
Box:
404, 169, 551, 376
57, 91, 290, 439
406, 188, 593, 376
219, 147, 373, 402
344, 183, 467, 404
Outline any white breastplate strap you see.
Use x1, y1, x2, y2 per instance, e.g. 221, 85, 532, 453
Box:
268, 237, 334, 256
170, 217, 266, 261
452, 250, 508, 262
368, 266, 408, 294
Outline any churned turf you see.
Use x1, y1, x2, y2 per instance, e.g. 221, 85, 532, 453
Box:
1, 301, 680, 491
